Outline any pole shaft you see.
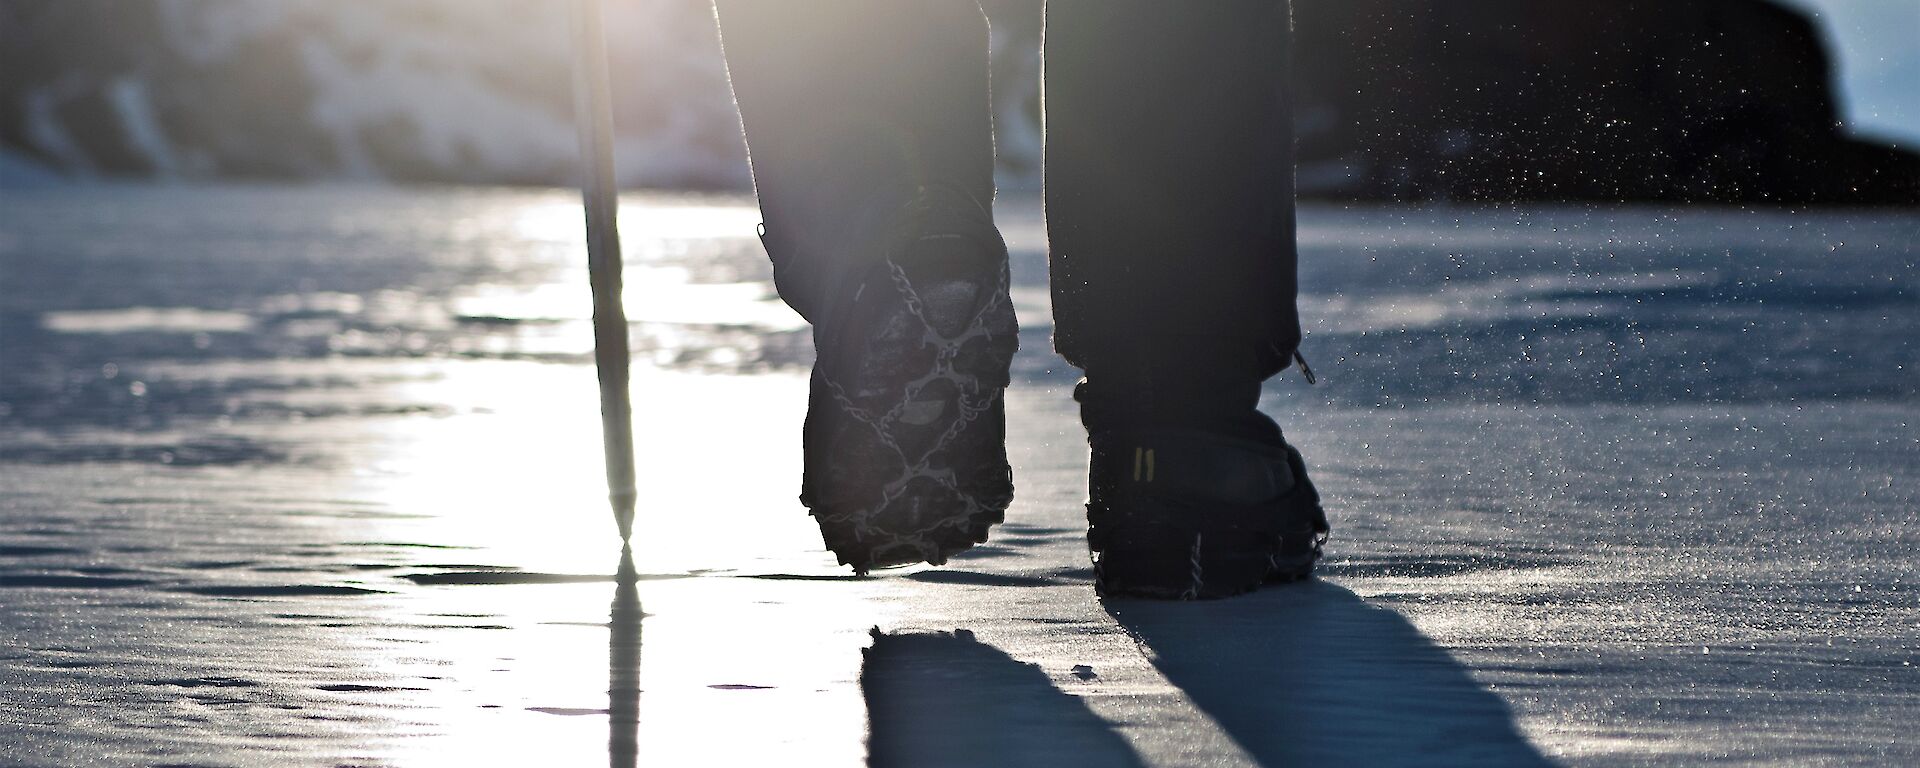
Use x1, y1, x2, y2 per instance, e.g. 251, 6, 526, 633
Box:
570, 0, 637, 541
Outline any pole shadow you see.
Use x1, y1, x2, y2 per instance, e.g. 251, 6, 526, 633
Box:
1105, 579, 1556, 767
608, 549, 641, 768
862, 628, 1145, 768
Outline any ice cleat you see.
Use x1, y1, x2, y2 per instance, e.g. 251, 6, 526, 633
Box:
1086, 423, 1329, 599
801, 186, 1019, 574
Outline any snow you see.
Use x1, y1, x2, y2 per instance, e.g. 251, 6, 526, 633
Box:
21, 84, 93, 177
11, 1, 751, 187
0, 185, 1915, 766
105, 78, 182, 178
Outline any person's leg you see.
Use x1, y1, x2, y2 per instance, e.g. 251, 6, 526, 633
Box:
1045, 0, 1299, 386
1044, 0, 1327, 598
716, 1, 1019, 572
715, 0, 996, 322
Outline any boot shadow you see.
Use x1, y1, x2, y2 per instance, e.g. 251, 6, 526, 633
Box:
1106, 579, 1557, 767
862, 628, 1145, 768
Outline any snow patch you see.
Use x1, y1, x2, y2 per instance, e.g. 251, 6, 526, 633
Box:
107, 77, 181, 178
23, 82, 93, 176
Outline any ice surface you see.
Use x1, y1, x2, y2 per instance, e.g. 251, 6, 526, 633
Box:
1, 185, 1915, 766
0, 148, 61, 188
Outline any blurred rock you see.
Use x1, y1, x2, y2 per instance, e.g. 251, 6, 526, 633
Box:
1291, 0, 1920, 204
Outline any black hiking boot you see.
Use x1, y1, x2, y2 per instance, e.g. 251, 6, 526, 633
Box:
1078, 361, 1329, 599
801, 186, 1019, 574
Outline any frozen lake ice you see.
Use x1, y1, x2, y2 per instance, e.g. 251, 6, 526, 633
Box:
0, 185, 1915, 766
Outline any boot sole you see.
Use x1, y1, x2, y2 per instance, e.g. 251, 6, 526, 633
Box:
1094, 530, 1321, 600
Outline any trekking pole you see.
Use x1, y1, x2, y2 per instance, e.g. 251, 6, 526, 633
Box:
569, 0, 637, 545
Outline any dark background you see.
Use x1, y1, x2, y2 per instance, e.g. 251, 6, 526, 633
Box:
3, 0, 1916, 204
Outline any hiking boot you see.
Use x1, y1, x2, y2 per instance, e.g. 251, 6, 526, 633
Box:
802, 186, 1019, 574
1079, 374, 1329, 599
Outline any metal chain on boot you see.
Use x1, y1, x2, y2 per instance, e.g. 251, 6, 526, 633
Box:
817, 256, 1014, 554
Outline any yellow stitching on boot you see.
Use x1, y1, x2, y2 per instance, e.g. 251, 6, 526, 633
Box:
1145, 449, 1156, 482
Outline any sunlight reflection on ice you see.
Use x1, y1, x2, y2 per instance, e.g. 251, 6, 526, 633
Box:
311, 359, 881, 765
450, 270, 801, 329
41, 306, 255, 334
354, 363, 825, 575
511, 199, 765, 247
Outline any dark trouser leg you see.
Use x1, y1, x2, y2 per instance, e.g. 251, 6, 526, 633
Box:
716, 3, 1018, 572
1046, 2, 1325, 598
1044, 0, 1299, 430
714, 0, 997, 323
